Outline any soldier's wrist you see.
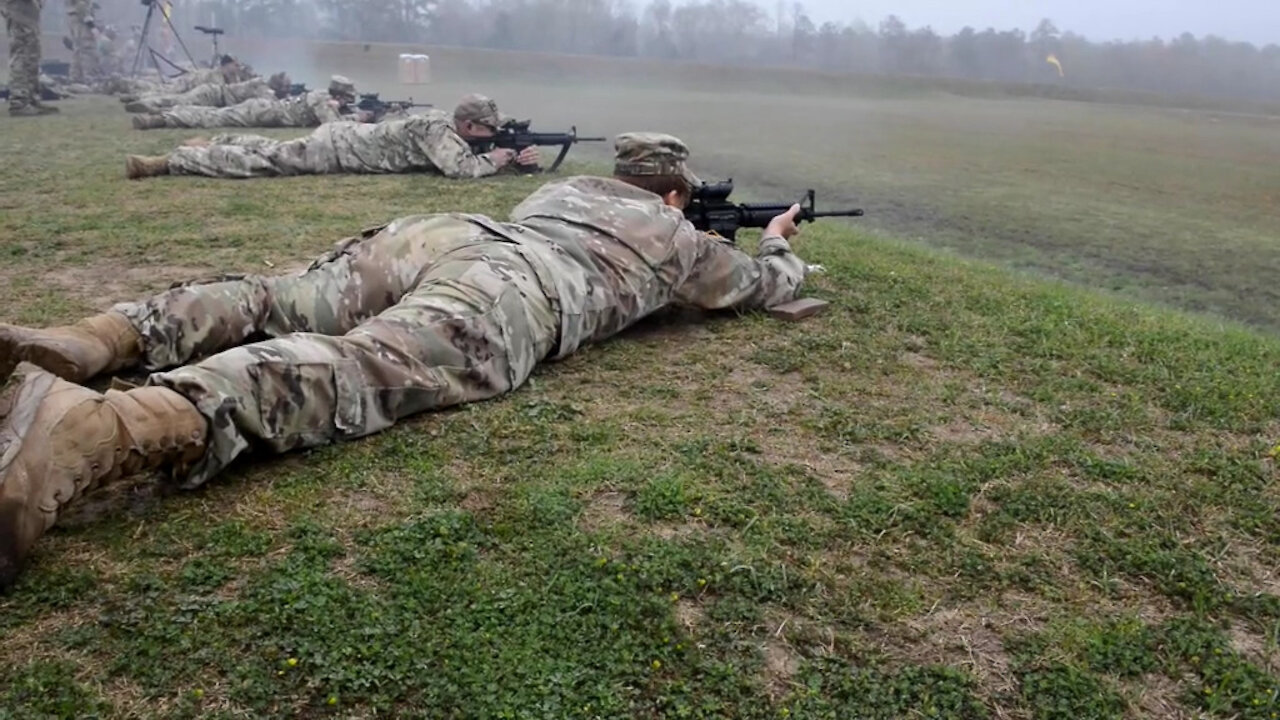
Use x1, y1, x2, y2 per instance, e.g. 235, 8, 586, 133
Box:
758, 234, 793, 255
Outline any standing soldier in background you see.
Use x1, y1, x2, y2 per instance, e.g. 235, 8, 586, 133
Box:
66, 0, 95, 83
3, 0, 58, 115
93, 23, 122, 76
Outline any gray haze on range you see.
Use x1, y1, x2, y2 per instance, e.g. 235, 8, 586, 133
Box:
791, 0, 1278, 46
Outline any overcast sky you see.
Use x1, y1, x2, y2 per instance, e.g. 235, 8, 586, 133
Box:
791, 0, 1278, 47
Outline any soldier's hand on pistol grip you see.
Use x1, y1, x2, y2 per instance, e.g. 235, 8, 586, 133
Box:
516, 146, 541, 166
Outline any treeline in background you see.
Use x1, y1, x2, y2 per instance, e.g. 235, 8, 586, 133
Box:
62, 0, 1280, 104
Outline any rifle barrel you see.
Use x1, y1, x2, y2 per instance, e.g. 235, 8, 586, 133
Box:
809, 209, 865, 218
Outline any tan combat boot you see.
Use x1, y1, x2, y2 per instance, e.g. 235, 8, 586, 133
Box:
0, 311, 142, 382
125, 154, 171, 180
0, 363, 207, 590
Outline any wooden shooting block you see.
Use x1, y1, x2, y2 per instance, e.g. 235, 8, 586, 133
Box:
768, 298, 829, 322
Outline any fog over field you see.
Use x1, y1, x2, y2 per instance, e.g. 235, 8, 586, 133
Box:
799, 0, 1280, 46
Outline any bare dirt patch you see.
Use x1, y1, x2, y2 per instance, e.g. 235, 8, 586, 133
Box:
57, 471, 173, 529
901, 351, 940, 370
98, 674, 178, 718
323, 470, 419, 526
330, 552, 385, 593
1228, 622, 1278, 674
43, 264, 214, 311
35, 258, 314, 319
1218, 540, 1280, 627
762, 639, 802, 700
459, 487, 498, 514
343, 491, 394, 517
577, 490, 632, 533
1126, 672, 1197, 720
897, 605, 1019, 699
716, 365, 811, 416
674, 598, 705, 632
756, 611, 820, 701
0, 609, 95, 661
649, 520, 707, 540
813, 468, 858, 502
930, 418, 1001, 445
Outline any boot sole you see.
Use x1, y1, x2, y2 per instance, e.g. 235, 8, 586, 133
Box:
0, 363, 58, 591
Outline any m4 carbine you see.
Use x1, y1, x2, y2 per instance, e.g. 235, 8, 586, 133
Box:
355, 92, 433, 121
684, 178, 865, 242
274, 82, 308, 99
470, 119, 606, 174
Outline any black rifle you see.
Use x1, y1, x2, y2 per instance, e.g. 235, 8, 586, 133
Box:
355, 92, 432, 121
470, 119, 607, 174
684, 179, 864, 242
274, 82, 307, 99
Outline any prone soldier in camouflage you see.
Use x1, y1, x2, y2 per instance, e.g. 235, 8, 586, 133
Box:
122, 75, 279, 113
113, 55, 256, 100
130, 74, 353, 130
0, 132, 818, 590
60, 54, 254, 98
3, 0, 58, 115
123, 93, 542, 180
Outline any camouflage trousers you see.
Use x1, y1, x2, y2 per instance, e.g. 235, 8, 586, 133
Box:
3, 0, 41, 108
169, 130, 338, 178
151, 98, 308, 130
110, 215, 559, 487
130, 85, 226, 113
131, 80, 271, 113
67, 0, 94, 83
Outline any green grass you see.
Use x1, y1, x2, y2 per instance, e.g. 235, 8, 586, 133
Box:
173, 37, 1280, 333
0, 83, 1278, 718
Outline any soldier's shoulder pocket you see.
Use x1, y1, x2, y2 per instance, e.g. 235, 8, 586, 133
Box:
304, 223, 389, 271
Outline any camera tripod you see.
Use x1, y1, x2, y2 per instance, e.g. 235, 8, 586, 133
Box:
130, 0, 198, 78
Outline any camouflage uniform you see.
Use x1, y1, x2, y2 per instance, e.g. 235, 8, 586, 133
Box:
105, 139, 807, 487
137, 89, 339, 129
93, 26, 123, 76
119, 65, 244, 97
125, 78, 275, 113
3, 0, 44, 112
167, 110, 506, 179
66, 0, 95, 83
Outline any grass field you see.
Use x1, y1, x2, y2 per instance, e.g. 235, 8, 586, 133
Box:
0, 46, 1279, 719
222, 38, 1280, 333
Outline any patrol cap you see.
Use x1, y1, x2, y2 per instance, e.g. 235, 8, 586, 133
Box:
328, 75, 356, 98
454, 93, 508, 129
613, 132, 701, 188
